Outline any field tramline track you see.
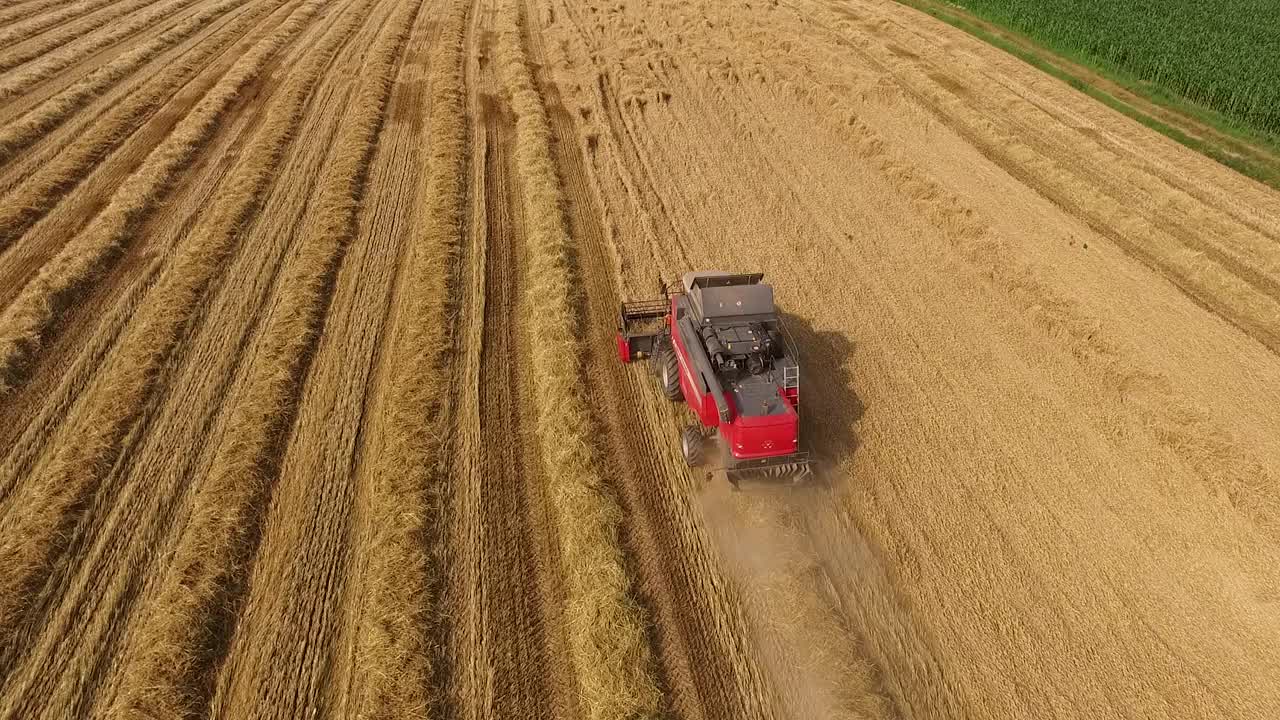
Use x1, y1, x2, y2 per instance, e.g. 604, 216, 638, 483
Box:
1, 0, 1279, 719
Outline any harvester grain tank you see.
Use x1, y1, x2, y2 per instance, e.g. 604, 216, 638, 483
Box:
616, 271, 812, 484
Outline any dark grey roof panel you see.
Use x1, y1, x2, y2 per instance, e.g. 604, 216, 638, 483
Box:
693, 283, 775, 319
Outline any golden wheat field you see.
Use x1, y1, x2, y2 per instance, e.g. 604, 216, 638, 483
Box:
1, 0, 1279, 717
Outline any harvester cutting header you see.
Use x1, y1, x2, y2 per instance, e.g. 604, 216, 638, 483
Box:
617, 271, 811, 484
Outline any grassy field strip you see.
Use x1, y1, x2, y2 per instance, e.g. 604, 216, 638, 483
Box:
344, 0, 467, 716
0, 0, 331, 657
0, 0, 330, 394
0, 0, 204, 100
0, 0, 156, 73
888, 0, 1280, 190
0, 0, 252, 160
809, 3, 1280, 354
830, 10, 1280, 336
497, 2, 660, 717
930, 0, 1280, 140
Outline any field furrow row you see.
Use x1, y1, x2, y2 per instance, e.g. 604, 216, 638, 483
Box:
1, 0, 1278, 718
99, 0, 392, 713
342, 0, 471, 716
0, 0, 81, 29
0, 0, 251, 160
0, 0, 159, 74
0, 0, 205, 100
496, 3, 662, 718
0, 0, 126, 58
0, 0, 325, 393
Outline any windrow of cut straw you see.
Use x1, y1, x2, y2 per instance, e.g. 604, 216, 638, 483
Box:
104, 0, 413, 715
346, 0, 469, 717
0, 0, 293, 248
0, 0, 118, 56
0, 0, 255, 161
0, 0, 331, 651
496, 3, 661, 719
0, 0, 317, 394
0, 0, 80, 28
0, 0, 206, 100
0, 0, 159, 73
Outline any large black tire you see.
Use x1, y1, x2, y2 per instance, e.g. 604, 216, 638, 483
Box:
656, 346, 682, 401
680, 425, 702, 467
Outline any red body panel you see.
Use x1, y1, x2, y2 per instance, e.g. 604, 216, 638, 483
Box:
668, 297, 800, 461
721, 412, 799, 459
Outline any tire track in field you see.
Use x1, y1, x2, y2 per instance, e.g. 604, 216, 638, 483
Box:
539, 0, 695, 278
311, 9, 440, 714
441, 6, 494, 716
537, 83, 747, 717
443, 11, 567, 713
497, 2, 663, 716
528, 5, 792, 718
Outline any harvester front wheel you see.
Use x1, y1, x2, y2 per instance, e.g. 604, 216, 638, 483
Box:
680, 426, 702, 466
657, 347, 682, 401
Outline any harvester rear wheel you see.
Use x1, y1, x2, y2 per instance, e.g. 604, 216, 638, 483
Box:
657, 347, 682, 401
680, 426, 702, 466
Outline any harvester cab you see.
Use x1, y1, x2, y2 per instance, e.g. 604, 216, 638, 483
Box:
617, 271, 812, 484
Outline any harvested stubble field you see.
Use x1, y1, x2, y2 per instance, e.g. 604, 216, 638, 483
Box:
0, 0, 1278, 717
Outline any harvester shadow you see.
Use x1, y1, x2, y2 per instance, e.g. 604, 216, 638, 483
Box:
780, 311, 863, 490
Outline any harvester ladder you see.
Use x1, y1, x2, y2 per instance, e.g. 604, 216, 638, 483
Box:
783, 364, 799, 407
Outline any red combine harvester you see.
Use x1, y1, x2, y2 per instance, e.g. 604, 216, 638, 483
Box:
617, 271, 811, 484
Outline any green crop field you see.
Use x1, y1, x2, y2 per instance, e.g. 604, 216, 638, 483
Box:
944, 0, 1280, 139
